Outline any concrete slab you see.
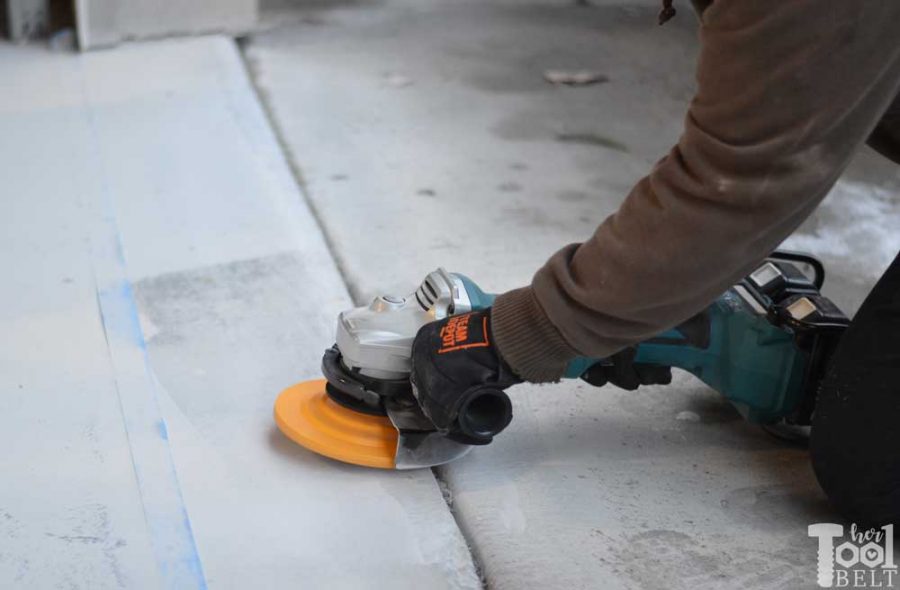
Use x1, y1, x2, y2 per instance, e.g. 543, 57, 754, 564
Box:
0, 37, 479, 589
0, 43, 169, 589
246, 2, 900, 588
246, 0, 699, 300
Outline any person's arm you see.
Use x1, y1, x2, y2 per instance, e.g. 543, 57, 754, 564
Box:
492, 0, 900, 383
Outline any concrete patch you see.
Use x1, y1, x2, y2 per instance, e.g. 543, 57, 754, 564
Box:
134, 253, 480, 589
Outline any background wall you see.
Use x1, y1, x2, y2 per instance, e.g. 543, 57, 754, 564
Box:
74, 0, 257, 49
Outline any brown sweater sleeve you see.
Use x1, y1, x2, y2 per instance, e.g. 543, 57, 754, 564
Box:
492, 0, 900, 383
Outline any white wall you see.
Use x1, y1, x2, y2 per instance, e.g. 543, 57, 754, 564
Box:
75, 0, 256, 49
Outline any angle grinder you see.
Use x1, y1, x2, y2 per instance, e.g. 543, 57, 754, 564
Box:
274, 253, 848, 469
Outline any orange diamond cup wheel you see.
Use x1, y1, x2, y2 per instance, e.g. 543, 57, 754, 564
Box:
274, 379, 399, 469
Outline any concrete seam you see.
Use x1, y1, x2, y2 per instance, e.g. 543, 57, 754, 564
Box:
234, 36, 363, 305
234, 36, 487, 590
432, 466, 491, 590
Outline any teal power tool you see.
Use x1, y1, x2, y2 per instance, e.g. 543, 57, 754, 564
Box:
275, 251, 849, 469
468, 251, 849, 426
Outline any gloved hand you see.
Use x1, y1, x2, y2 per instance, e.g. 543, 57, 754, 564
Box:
410, 308, 521, 445
579, 347, 672, 390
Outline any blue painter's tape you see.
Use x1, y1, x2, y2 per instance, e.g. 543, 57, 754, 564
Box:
81, 70, 206, 588
97, 280, 148, 351
94, 262, 207, 590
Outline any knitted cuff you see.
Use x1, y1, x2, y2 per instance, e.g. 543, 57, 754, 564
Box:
491, 287, 579, 383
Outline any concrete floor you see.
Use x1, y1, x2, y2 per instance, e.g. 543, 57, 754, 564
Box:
245, 1, 900, 589
2, 0, 899, 588
0, 37, 478, 589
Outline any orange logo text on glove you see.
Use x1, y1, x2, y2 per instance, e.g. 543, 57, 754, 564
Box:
438, 313, 490, 354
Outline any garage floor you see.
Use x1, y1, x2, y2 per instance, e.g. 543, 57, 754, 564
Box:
2, 0, 899, 588
0, 37, 478, 589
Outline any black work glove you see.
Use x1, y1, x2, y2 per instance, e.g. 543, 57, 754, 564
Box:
410, 309, 521, 445
580, 347, 672, 391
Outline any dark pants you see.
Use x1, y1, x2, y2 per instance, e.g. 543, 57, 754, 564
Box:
811, 252, 900, 526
